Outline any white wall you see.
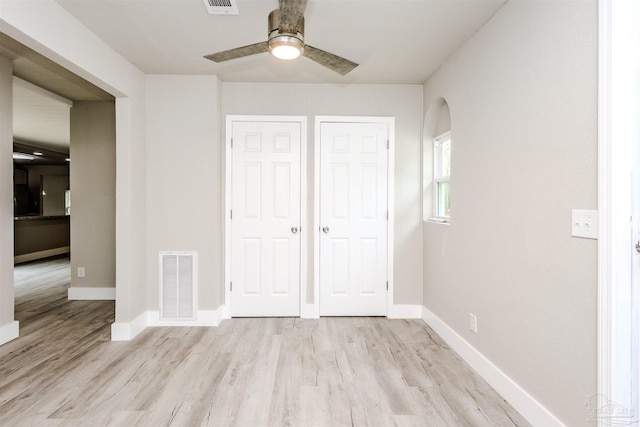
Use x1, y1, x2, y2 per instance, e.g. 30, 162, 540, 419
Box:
0, 0, 148, 334
145, 75, 221, 312
0, 53, 17, 344
422, 1, 597, 425
70, 101, 116, 290
222, 83, 423, 306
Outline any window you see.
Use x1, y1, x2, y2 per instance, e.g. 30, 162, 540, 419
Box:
423, 98, 451, 222
433, 131, 451, 220
65, 190, 71, 216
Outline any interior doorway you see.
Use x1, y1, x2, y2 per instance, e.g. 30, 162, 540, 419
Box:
226, 116, 307, 317
316, 118, 393, 316
0, 32, 117, 346
314, 116, 395, 316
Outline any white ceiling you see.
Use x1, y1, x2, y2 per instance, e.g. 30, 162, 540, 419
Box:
55, 0, 507, 84
13, 79, 71, 153
12, 0, 507, 151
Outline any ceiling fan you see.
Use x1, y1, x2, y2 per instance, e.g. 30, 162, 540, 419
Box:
203, 0, 358, 75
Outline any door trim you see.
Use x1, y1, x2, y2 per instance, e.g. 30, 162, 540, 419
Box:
597, 0, 640, 420
313, 116, 395, 318
224, 115, 307, 318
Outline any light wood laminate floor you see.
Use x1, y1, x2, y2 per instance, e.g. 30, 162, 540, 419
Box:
2, 257, 530, 426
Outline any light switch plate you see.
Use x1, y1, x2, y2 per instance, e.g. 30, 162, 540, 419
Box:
469, 313, 478, 334
572, 210, 598, 239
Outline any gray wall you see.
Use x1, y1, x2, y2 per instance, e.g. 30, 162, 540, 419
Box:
70, 101, 116, 289
41, 175, 69, 216
422, 1, 597, 425
145, 75, 221, 311
0, 55, 14, 332
144, 80, 422, 314
118, 92, 149, 326
25, 165, 69, 215
221, 83, 424, 306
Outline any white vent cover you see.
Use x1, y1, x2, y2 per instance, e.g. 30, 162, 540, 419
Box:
202, 0, 239, 15
159, 251, 197, 321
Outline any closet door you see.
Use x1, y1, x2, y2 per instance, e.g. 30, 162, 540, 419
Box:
231, 120, 301, 317
319, 121, 388, 316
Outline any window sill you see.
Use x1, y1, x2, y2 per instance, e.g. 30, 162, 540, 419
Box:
426, 218, 450, 225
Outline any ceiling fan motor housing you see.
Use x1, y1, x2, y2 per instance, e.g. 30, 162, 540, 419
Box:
203, 2, 357, 75
268, 9, 305, 57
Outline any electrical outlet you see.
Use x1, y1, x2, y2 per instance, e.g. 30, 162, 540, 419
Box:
469, 313, 478, 334
77, 267, 85, 278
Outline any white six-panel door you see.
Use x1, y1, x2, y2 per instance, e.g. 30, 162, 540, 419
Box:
319, 122, 389, 316
230, 120, 301, 317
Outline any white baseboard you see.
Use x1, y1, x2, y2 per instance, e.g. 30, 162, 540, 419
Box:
111, 307, 227, 341
388, 304, 423, 319
111, 311, 147, 341
14, 246, 70, 264
0, 321, 19, 345
222, 304, 231, 320
147, 307, 226, 327
421, 306, 564, 427
68, 287, 116, 300
300, 304, 319, 319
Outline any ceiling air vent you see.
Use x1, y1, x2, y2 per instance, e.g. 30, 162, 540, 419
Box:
202, 0, 239, 15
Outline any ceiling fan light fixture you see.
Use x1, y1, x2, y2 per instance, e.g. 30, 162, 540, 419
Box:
269, 35, 304, 60
203, 3, 358, 75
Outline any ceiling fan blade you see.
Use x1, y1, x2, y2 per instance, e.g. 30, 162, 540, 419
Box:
303, 45, 358, 76
279, 0, 307, 34
204, 41, 269, 63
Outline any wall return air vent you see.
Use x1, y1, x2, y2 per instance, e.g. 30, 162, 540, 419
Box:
159, 251, 198, 321
202, 0, 239, 15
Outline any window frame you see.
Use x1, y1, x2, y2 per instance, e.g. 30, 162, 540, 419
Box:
432, 131, 451, 222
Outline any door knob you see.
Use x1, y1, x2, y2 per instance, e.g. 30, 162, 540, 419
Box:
291, 227, 298, 234
322, 226, 330, 234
